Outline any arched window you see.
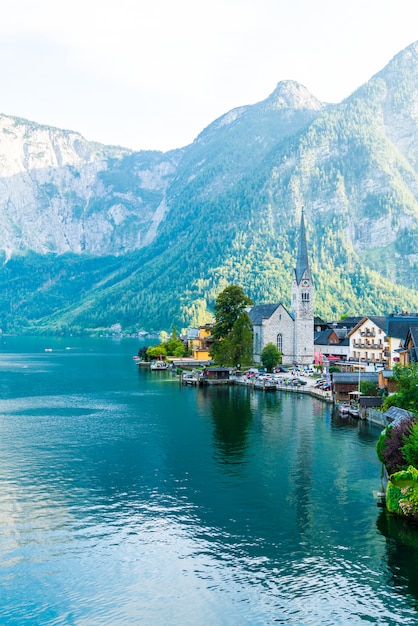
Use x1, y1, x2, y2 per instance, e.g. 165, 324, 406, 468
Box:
277, 333, 283, 353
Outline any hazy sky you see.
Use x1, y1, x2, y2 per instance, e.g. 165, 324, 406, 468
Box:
0, 0, 416, 152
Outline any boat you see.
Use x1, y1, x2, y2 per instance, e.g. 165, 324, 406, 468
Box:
348, 404, 360, 418
338, 402, 350, 416
181, 371, 200, 386
150, 360, 169, 370
253, 379, 277, 391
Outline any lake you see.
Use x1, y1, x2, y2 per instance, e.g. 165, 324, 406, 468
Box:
0, 336, 418, 625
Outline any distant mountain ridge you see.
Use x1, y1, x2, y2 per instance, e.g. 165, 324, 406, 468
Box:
0, 41, 417, 333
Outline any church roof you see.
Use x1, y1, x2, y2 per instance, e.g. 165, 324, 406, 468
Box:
295, 210, 309, 284
248, 303, 281, 325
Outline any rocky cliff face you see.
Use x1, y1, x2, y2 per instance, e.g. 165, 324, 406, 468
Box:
0, 115, 179, 256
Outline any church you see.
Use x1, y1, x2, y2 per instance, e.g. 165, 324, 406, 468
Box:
248, 211, 314, 366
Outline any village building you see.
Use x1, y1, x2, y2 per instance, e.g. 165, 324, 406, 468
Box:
331, 371, 379, 403
189, 324, 213, 361
347, 316, 388, 365
249, 211, 314, 366
385, 314, 418, 367
314, 326, 350, 363
398, 326, 418, 366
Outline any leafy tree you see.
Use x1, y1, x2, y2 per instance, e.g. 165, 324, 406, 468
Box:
212, 285, 253, 341
382, 363, 418, 414
401, 421, 418, 469
215, 311, 253, 366
261, 342, 281, 373
166, 328, 186, 357
146, 344, 167, 359
137, 346, 150, 361
378, 416, 416, 474
212, 285, 253, 364
360, 380, 378, 396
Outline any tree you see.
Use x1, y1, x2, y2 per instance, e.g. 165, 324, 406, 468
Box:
377, 416, 416, 474
261, 342, 281, 373
211, 285, 253, 364
146, 344, 167, 359
382, 363, 418, 414
166, 328, 186, 357
401, 421, 418, 469
212, 285, 253, 341
360, 380, 378, 396
215, 311, 253, 366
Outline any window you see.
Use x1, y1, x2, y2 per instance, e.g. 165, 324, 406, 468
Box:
277, 333, 283, 353
302, 292, 309, 301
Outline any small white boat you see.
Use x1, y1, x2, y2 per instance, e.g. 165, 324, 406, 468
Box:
348, 404, 360, 418
182, 372, 199, 385
338, 403, 350, 416
150, 360, 168, 370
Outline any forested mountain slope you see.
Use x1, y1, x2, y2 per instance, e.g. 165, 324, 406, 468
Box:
0, 42, 417, 333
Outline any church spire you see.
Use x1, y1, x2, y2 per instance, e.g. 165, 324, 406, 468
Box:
295, 208, 309, 284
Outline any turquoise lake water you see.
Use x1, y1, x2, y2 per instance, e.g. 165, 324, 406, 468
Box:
1, 336, 418, 625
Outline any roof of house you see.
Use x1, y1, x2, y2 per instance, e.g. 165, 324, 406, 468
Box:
314, 329, 335, 345
359, 397, 383, 408
330, 317, 363, 329
334, 328, 349, 340
314, 329, 349, 345
387, 318, 418, 340
405, 326, 418, 346
347, 316, 387, 336
380, 370, 394, 379
383, 406, 414, 425
366, 316, 387, 331
332, 372, 378, 384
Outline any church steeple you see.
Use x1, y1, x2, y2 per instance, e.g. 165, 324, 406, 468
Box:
291, 209, 314, 365
295, 208, 310, 284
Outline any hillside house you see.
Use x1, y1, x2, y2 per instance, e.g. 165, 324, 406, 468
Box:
347, 317, 388, 364
331, 371, 379, 402
314, 327, 350, 361
398, 326, 418, 366
190, 325, 213, 361
386, 314, 418, 367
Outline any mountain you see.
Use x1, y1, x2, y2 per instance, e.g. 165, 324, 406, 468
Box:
0, 42, 418, 334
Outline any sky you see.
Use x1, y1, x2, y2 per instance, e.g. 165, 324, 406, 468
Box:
0, 0, 417, 153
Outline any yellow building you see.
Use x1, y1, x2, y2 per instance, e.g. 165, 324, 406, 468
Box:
191, 325, 214, 361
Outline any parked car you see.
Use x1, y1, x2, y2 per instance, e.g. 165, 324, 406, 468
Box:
289, 378, 308, 386
274, 366, 288, 373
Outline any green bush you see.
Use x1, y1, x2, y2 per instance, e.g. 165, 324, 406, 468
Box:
401, 422, 418, 468
376, 426, 391, 464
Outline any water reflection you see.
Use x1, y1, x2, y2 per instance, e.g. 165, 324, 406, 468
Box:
377, 510, 418, 604
205, 386, 253, 464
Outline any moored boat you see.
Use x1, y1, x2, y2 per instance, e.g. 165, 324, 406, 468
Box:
150, 360, 169, 370
338, 402, 350, 416
348, 404, 360, 418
